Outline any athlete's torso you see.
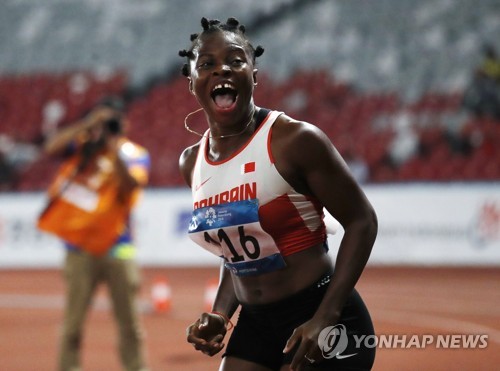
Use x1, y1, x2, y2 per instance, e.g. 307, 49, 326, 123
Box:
189, 109, 326, 276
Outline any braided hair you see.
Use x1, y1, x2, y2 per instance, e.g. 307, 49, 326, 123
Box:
179, 17, 264, 77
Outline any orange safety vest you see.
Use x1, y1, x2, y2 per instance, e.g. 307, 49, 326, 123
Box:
37, 149, 139, 256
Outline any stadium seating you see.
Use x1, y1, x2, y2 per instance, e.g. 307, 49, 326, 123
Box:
0, 0, 499, 190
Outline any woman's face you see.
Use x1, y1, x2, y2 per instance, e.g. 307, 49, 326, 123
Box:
189, 30, 257, 124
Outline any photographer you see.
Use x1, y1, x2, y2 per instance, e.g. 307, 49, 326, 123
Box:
38, 97, 150, 371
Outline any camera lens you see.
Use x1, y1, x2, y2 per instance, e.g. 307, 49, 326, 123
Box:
106, 118, 122, 134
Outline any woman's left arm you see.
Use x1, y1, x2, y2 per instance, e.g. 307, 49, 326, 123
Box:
279, 121, 378, 369
300, 125, 377, 322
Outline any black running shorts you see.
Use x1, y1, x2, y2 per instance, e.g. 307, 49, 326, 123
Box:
223, 274, 376, 370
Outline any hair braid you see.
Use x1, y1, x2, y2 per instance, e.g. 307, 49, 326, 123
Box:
179, 17, 264, 77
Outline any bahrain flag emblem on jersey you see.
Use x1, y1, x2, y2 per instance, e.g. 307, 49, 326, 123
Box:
241, 162, 256, 174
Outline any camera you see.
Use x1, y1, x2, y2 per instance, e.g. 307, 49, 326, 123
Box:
105, 117, 122, 134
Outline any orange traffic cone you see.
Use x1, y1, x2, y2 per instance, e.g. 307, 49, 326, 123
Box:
151, 276, 172, 313
204, 278, 219, 312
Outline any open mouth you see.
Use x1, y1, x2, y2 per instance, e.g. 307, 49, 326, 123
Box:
211, 83, 237, 109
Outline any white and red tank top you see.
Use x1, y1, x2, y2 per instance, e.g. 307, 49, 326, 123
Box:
188, 109, 326, 276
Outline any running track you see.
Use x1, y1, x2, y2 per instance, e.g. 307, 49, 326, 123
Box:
0, 267, 498, 370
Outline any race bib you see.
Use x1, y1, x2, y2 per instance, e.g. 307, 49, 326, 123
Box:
188, 199, 286, 276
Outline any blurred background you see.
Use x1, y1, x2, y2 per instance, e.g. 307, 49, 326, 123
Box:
0, 0, 499, 370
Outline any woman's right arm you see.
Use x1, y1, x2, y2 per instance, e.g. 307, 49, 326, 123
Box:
178, 144, 199, 187
180, 144, 240, 356
186, 262, 239, 356
211, 262, 239, 323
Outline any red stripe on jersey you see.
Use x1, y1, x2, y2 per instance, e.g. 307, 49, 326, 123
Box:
259, 194, 326, 256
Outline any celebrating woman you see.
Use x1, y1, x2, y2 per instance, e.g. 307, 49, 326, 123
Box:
179, 17, 377, 371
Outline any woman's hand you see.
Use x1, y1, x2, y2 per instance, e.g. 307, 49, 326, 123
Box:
186, 312, 228, 356
283, 317, 331, 371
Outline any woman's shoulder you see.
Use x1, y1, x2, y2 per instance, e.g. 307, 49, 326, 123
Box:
272, 113, 330, 148
179, 141, 201, 187
180, 142, 201, 169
